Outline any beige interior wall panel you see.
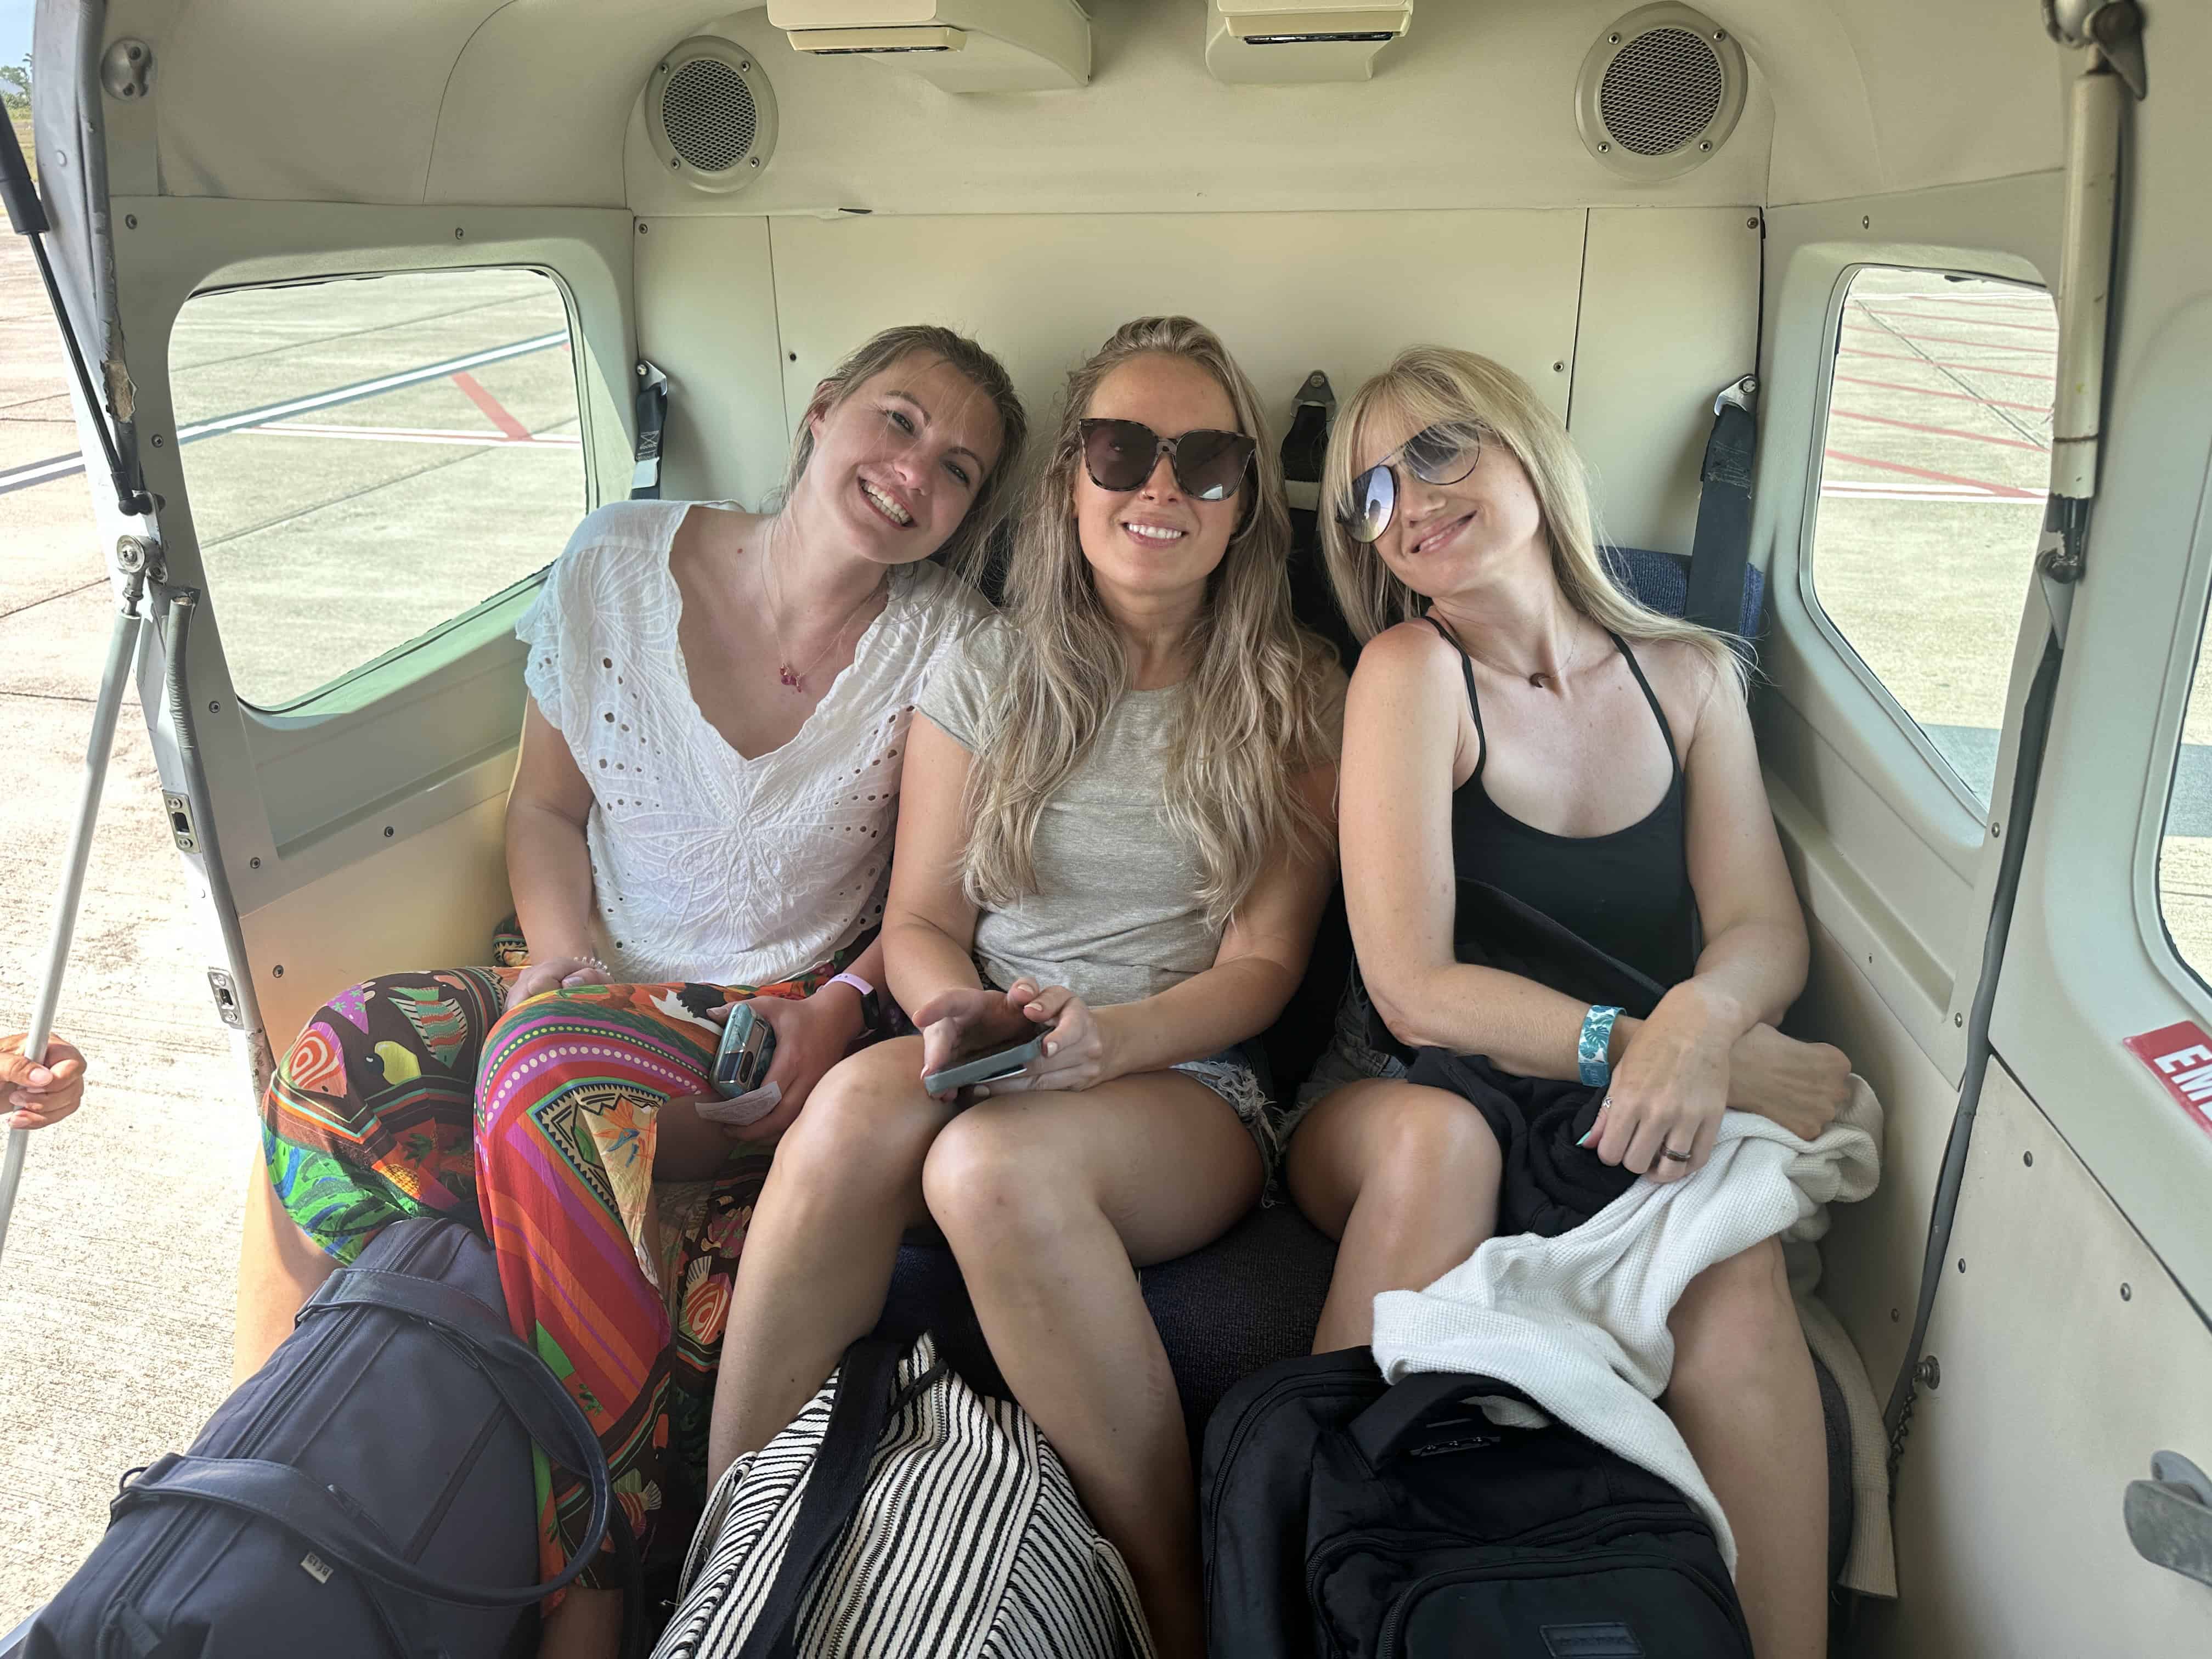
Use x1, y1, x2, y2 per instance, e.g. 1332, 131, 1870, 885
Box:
1567, 208, 1761, 558
628, 2, 1772, 221
1845, 1062, 2212, 1657
240, 792, 514, 1049
635, 215, 790, 507
1782, 897, 1960, 1396
765, 211, 1586, 460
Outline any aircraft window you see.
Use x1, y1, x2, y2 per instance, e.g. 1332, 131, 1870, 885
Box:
1804, 267, 2058, 808
2159, 621, 2212, 978
170, 267, 586, 710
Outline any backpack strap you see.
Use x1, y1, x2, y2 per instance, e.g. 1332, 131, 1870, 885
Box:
1350, 1371, 1528, 1470
737, 1334, 908, 1659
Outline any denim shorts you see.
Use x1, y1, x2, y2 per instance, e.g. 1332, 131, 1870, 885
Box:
1280, 972, 1409, 1146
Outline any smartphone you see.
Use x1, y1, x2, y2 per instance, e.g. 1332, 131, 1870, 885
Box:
922, 1028, 1048, 1097
711, 1003, 778, 1097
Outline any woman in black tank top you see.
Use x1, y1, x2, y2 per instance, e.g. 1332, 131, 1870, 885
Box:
1285, 348, 1853, 1659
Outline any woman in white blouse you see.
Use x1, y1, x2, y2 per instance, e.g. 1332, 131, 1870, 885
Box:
238, 325, 1025, 1649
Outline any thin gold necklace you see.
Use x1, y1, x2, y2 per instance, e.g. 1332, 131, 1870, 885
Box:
760, 521, 885, 695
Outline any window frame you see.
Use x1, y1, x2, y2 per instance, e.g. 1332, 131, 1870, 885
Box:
2141, 450, 2212, 1014
171, 260, 594, 717
1793, 259, 2057, 828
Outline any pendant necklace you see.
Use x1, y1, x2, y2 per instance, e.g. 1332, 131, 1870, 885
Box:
761, 522, 885, 695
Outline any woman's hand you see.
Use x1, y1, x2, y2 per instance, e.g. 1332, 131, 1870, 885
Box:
502, 954, 609, 1015
1585, 985, 1741, 1183
973, 981, 1113, 1097
714, 988, 868, 1144
3, 1034, 87, 1131
1726, 1023, 1852, 1141
911, 980, 1043, 1102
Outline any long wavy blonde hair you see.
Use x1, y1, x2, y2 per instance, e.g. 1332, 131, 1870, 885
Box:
1320, 347, 1743, 689
962, 317, 1340, 927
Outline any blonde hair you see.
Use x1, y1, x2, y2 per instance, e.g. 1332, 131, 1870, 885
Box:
1319, 347, 1744, 689
962, 317, 1339, 927
775, 324, 1028, 582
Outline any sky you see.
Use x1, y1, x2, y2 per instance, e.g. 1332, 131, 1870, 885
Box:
2, 2, 31, 77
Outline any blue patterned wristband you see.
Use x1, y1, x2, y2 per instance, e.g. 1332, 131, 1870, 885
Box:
1577, 1005, 1623, 1088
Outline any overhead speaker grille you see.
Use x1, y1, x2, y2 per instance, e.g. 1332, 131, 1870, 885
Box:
1576, 5, 1746, 180
647, 38, 778, 193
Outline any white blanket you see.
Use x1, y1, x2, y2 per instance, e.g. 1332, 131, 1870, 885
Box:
1369, 1079, 1897, 1598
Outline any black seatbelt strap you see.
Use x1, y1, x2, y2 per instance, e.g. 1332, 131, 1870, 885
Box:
1684, 375, 1758, 636
631, 361, 669, 500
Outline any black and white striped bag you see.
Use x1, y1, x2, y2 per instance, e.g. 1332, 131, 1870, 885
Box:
653, 1332, 1155, 1659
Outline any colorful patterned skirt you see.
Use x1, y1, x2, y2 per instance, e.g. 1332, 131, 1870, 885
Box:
259, 945, 851, 1593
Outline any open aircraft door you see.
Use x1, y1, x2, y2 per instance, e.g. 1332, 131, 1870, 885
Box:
1753, 9, 2212, 1652
21, 7, 646, 1098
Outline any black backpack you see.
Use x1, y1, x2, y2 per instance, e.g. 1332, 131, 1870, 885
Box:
1201, 1349, 1752, 1659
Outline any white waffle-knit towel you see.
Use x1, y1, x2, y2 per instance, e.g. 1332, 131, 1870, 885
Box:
1370, 1078, 1897, 1598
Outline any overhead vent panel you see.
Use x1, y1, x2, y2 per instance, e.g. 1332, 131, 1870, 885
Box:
1575, 4, 1746, 180
770, 0, 1091, 92
1206, 1, 1412, 84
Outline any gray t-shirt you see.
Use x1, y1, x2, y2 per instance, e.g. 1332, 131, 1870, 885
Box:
917, 616, 1341, 1008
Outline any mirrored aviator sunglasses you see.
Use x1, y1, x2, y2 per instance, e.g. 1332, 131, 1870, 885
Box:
1339, 422, 1484, 544
1079, 418, 1257, 502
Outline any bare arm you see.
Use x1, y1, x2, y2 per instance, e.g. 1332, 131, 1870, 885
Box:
504, 697, 600, 962
1344, 624, 1601, 1075
1087, 762, 1337, 1077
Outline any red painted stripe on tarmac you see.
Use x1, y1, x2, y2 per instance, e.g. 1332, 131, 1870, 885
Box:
1841, 323, 2057, 357
1843, 328, 2059, 360
1854, 305, 2056, 335
1831, 407, 2049, 454
1885, 291, 2050, 311
1839, 349, 2056, 383
1824, 448, 2042, 499
1833, 375, 2052, 415
450, 370, 532, 441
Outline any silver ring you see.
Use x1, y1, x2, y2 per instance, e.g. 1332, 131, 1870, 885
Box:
1660, 1147, 1694, 1163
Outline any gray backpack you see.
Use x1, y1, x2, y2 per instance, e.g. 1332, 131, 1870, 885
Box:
654, 1332, 1153, 1659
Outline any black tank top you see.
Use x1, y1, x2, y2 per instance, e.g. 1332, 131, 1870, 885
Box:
1426, 616, 1699, 988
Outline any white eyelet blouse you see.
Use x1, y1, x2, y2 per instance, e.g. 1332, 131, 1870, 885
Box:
516, 499, 992, 988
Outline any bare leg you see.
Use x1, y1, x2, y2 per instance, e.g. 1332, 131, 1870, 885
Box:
706, 1037, 949, 1481
232, 1157, 337, 1384
1665, 1238, 1827, 1658
1284, 1079, 1503, 1353
537, 1588, 624, 1659
922, 1075, 1262, 1659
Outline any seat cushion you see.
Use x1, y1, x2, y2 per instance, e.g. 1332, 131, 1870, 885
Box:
880, 1203, 1852, 1584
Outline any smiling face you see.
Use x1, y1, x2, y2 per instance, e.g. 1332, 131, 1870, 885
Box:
1351, 402, 1551, 607
1071, 352, 1246, 607
796, 352, 1006, 567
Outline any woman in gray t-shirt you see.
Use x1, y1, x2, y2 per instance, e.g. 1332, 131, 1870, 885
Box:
710, 317, 1344, 1658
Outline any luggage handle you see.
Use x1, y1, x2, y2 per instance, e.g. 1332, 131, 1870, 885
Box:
111, 1263, 621, 1611
737, 1335, 906, 1659
117, 1453, 607, 1610
1349, 1371, 1517, 1469
311, 1271, 608, 1500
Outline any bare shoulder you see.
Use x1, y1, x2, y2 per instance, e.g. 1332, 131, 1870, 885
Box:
666, 501, 765, 580
1624, 634, 1741, 753
1352, 617, 1459, 692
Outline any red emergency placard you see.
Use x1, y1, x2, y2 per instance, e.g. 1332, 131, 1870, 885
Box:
2123, 1020, 2212, 1141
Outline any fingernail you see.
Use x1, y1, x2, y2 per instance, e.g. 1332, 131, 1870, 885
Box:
27, 1069, 48, 1087
1026, 1004, 1044, 1018
1043, 1041, 1057, 1057
1577, 1130, 1593, 1147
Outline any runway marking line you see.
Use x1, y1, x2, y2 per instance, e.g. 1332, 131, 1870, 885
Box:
1833, 374, 2052, 416
1831, 405, 2050, 455
1822, 447, 2043, 500
1841, 322, 2058, 358
1840, 349, 2055, 383
1853, 304, 2057, 335
448, 370, 533, 442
